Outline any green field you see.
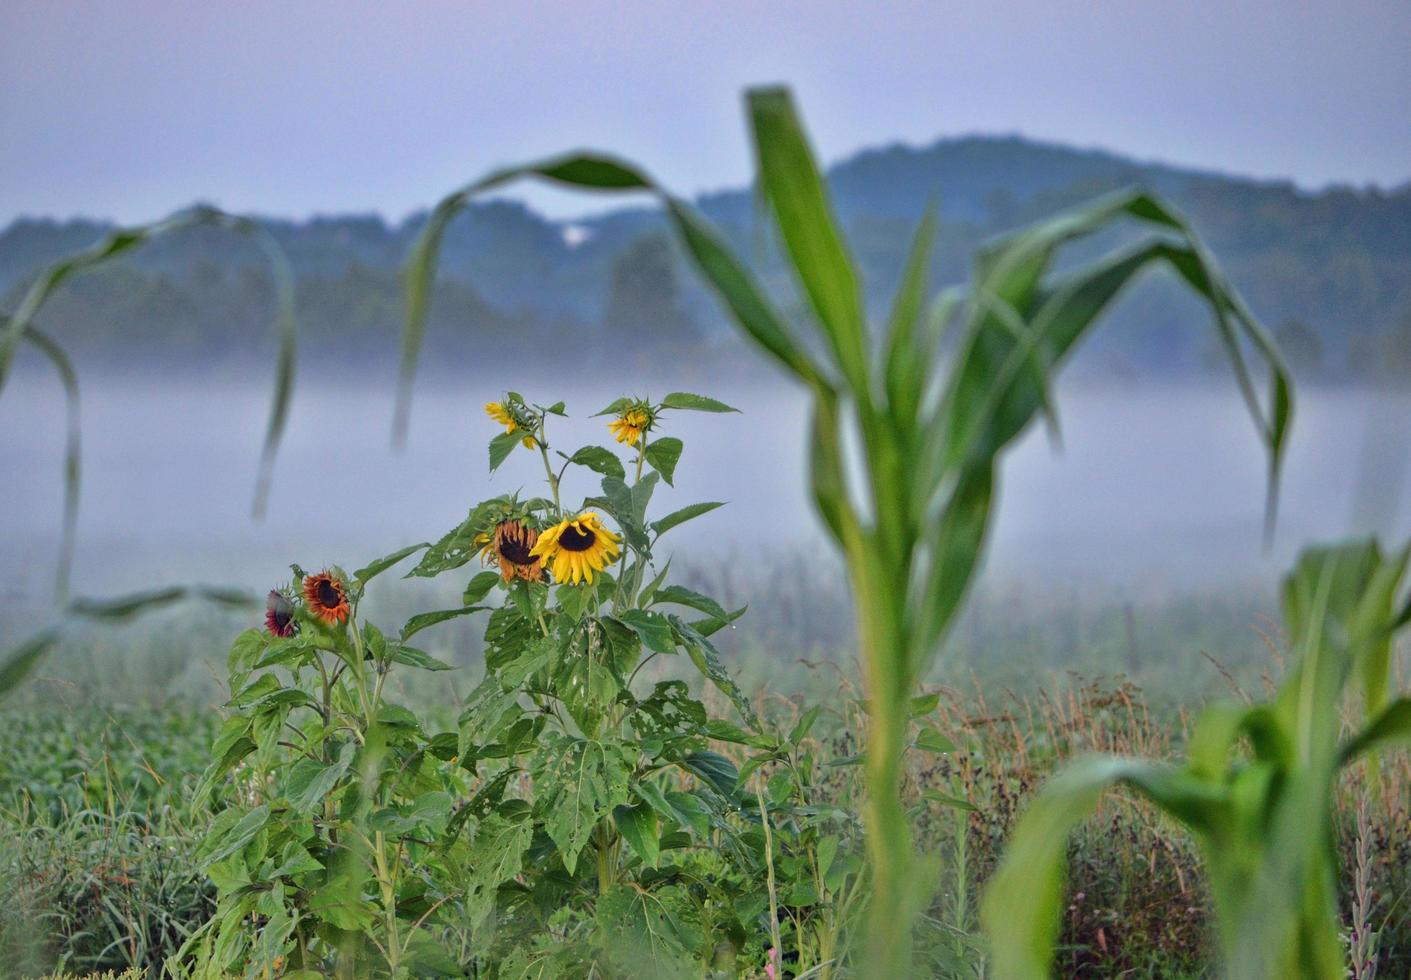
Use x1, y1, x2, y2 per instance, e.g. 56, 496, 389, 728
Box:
2, 579, 1407, 976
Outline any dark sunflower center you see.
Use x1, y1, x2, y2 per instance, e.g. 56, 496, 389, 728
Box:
273, 609, 293, 629
558, 525, 597, 552
317, 580, 342, 608
498, 536, 535, 565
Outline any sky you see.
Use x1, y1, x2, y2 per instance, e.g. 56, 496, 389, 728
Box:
2, 0, 1409, 226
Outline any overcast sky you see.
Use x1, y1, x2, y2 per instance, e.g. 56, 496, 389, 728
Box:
2, 0, 1408, 225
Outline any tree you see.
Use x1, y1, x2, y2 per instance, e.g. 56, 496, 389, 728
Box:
601, 233, 701, 357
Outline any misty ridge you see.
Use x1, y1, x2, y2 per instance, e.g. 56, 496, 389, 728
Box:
4, 133, 1411, 383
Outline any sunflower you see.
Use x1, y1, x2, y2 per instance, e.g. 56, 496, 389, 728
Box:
608, 402, 654, 447
529, 512, 621, 585
481, 519, 544, 582
302, 571, 350, 625
265, 589, 298, 637
485, 400, 538, 449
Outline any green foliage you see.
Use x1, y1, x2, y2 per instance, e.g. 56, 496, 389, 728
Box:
397, 84, 1291, 976
165, 396, 866, 977
984, 539, 1411, 978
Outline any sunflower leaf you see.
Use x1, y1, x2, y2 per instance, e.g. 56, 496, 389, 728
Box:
670, 615, 757, 726
463, 571, 502, 605
659, 392, 740, 414
355, 542, 431, 584
567, 445, 626, 481
648, 585, 729, 624
489, 431, 522, 473
650, 501, 725, 538
410, 502, 500, 578
618, 609, 676, 653
644, 437, 683, 486
613, 803, 661, 869
400, 606, 487, 642
386, 644, 455, 672
593, 397, 633, 418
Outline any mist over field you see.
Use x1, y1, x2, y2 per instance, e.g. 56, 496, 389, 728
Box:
6, 364, 1409, 602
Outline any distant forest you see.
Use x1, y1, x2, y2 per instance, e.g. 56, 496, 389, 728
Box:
3, 134, 1410, 382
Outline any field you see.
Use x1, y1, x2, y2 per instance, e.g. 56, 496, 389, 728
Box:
2, 570, 1407, 976
3, 86, 1409, 979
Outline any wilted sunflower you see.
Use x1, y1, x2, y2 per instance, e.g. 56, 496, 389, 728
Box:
608, 402, 654, 447
530, 512, 621, 585
485, 400, 537, 449
481, 519, 544, 582
302, 571, 350, 624
265, 589, 298, 637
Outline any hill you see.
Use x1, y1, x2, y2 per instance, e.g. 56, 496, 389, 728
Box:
3, 135, 1410, 380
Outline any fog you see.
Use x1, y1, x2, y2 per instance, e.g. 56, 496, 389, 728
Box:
5, 365, 1409, 609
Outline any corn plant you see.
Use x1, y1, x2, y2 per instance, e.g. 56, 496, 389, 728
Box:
398, 86, 1292, 975
0, 205, 299, 600
983, 537, 1411, 978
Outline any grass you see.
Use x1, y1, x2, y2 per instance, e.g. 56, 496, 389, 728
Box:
2, 574, 1405, 976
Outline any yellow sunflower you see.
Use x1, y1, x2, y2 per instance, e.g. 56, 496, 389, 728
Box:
608, 404, 654, 447
485, 401, 537, 449
529, 512, 621, 585
480, 519, 544, 582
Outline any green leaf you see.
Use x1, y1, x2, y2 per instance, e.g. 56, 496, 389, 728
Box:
67, 586, 188, 620
614, 803, 661, 868
882, 208, 936, 429
285, 742, 355, 812
534, 737, 633, 875
648, 584, 729, 624
387, 644, 456, 671
463, 569, 502, 604
1341, 697, 1411, 764
489, 430, 523, 472
10, 325, 81, 599
644, 437, 684, 486
409, 507, 494, 577
748, 87, 868, 393
354, 542, 430, 584
789, 705, 822, 743
464, 812, 534, 926
594, 883, 699, 978
681, 750, 740, 798
400, 605, 486, 641
659, 392, 740, 413
923, 789, 977, 812
670, 615, 757, 726
619, 609, 676, 654
566, 445, 626, 480
650, 501, 725, 537
703, 719, 754, 745
913, 728, 955, 754
196, 804, 272, 868
910, 692, 940, 718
